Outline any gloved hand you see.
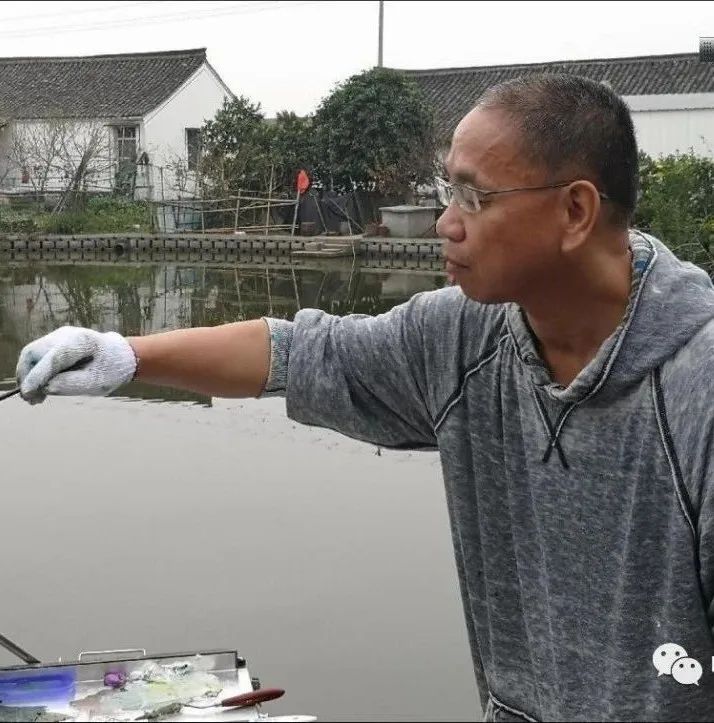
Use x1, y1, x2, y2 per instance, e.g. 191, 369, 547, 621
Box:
16, 326, 138, 405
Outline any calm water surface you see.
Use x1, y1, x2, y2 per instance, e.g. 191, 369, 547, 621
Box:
0, 258, 479, 721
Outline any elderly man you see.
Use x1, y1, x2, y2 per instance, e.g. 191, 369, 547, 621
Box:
16, 74, 714, 721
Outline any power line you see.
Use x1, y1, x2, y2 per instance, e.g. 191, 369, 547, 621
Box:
0, 1, 166, 26
0, 1, 320, 39
0, 1, 281, 35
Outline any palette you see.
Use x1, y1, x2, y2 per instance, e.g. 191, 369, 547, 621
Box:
0, 647, 290, 721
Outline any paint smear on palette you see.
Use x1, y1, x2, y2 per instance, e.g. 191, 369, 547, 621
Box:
0, 670, 76, 707
70, 661, 222, 718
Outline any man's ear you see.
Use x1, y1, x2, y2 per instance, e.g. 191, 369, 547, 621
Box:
560, 180, 602, 253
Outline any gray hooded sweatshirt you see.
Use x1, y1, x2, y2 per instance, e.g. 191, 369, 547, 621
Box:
261, 230, 714, 722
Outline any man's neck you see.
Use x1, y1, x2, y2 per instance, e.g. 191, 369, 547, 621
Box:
523, 243, 633, 387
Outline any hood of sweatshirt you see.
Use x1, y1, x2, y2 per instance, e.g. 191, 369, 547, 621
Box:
506, 230, 714, 406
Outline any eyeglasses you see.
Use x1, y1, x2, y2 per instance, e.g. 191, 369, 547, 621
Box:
434, 176, 610, 214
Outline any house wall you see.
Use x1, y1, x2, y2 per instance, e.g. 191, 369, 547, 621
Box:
625, 92, 714, 159
627, 105, 714, 159
142, 62, 232, 203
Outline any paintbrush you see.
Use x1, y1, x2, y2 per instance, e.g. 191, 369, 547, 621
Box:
0, 632, 41, 664
183, 687, 285, 710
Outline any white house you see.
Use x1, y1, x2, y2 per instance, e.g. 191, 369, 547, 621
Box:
0, 48, 235, 202
400, 53, 714, 159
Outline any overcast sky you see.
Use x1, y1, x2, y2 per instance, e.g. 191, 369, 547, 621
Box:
1, 0, 712, 116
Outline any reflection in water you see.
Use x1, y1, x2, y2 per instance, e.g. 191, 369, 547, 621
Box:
0, 261, 447, 402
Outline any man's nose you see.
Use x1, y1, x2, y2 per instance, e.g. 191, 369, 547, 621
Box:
435, 203, 466, 243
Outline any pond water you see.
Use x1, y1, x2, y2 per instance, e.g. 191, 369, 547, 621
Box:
0, 259, 480, 722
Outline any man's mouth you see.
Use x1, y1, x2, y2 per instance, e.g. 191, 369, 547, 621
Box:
444, 257, 467, 286
444, 257, 468, 272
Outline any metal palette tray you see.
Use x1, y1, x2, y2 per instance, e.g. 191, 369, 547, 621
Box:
0, 647, 270, 721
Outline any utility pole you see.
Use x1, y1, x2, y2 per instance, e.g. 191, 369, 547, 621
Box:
378, 0, 384, 67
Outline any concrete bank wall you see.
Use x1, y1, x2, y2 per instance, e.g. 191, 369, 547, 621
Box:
0, 234, 444, 272
0, 233, 442, 258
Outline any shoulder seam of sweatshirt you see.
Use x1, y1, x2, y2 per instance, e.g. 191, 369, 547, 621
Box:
434, 332, 510, 432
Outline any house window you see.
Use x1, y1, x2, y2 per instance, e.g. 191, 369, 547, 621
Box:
115, 125, 138, 163
113, 125, 139, 195
186, 128, 201, 172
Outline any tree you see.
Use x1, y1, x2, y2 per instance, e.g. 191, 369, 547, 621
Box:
6, 119, 112, 210
266, 111, 316, 192
7, 120, 65, 194
164, 152, 193, 197
8, 120, 110, 192
199, 96, 273, 196
196, 71, 438, 207
56, 121, 113, 211
313, 67, 437, 198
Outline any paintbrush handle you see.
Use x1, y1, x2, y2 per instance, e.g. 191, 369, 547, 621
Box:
221, 688, 285, 708
0, 632, 41, 664
0, 387, 21, 402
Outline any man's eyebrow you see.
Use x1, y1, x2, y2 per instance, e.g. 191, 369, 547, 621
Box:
451, 168, 482, 187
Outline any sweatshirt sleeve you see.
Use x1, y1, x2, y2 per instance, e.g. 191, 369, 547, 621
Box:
260, 292, 438, 450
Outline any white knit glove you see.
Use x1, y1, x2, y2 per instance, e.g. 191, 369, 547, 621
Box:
16, 326, 137, 405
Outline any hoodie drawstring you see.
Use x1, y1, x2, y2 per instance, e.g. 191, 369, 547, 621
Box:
531, 389, 573, 470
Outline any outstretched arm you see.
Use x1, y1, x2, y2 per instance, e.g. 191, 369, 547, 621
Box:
16, 320, 271, 403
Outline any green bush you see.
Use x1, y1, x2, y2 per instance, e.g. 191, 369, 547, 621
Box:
0, 210, 38, 233
38, 212, 87, 234
24, 197, 153, 234
634, 151, 714, 274
84, 197, 152, 232
0, 197, 151, 235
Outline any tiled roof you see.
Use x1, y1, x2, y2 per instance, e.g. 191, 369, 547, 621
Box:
397, 53, 714, 141
0, 48, 207, 120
